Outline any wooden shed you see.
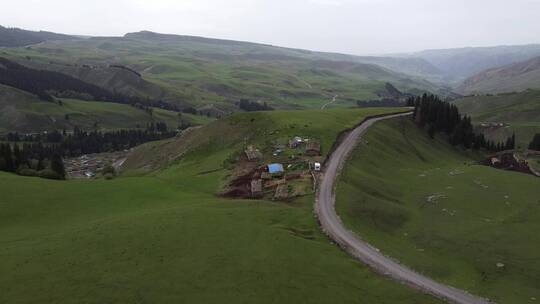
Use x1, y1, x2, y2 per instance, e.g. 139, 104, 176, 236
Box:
305, 141, 321, 156
250, 179, 263, 195
245, 145, 262, 161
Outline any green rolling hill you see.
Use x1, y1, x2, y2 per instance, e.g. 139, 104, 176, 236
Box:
0, 108, 441, 304
0, 84, 211, 133
0, 25, 73, 47
457, 56, 540, 94
453, 90, 540, 147
0, 29, 451, 112
336, 116, 540, 303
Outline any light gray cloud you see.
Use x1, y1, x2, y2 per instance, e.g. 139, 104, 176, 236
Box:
1, 0, 539, 55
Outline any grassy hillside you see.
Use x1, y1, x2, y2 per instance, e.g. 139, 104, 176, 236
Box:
0, 84, 211, 133
0, 108, 441, 304
0, 31, 447, 111
453, 90, 540, 147
458, 56, 540, 94
336, 117, 540, 303
122, 107, 406, 173
0, 25, 73, 47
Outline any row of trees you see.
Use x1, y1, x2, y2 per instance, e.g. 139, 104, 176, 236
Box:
0, 143, 66, 179
3, 122, 176, 143
357, 98, 403, 108
408, 94, 515, 151
529, 134, 540, 150
238, 99, 274, 112
43, 125, 177, 157
0, 123, 178, 179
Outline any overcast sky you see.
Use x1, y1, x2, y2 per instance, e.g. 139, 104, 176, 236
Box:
2, 0, 540, 55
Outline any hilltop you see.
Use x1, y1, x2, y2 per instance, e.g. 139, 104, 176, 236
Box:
0, 25, 73, 47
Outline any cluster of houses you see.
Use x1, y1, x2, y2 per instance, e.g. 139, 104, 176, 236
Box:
64, 151, 127, 179
478, 122, 507, 129
482, 151, 538, 177
232, 136, 323, 199
288, 136, 322, 156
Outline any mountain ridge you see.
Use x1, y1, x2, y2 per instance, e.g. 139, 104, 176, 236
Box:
0, 25, 73, 47
458, 56, 540, 94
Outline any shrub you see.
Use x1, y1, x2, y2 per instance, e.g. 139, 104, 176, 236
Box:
18, 168, 38, 177
38, 169, 64, 180
102, 164, 116, 177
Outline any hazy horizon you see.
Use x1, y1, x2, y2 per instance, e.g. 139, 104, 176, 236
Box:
2, 0, 540, 56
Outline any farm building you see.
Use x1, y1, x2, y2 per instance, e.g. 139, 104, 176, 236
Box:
289, 136, 304, 148
305, 141, 321, 156
245, 145, 262, 161
250, 179, 263, 195
261, 172, 272, 180
268, 163, 284, 174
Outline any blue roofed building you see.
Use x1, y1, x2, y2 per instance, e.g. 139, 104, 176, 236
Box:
267, 163, 284, 174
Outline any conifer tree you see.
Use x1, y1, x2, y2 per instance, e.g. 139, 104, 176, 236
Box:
50, 154, 66, 180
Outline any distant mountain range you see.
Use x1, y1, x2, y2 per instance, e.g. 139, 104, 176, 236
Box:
0, 27, 454, 115
458, 56, 540, 94
123, 30, 445, 84
399, 44, 540, 84
2, 25, 540, 131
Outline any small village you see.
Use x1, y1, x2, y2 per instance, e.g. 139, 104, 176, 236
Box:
64, 150, 129, 179
223, 136, 323, 201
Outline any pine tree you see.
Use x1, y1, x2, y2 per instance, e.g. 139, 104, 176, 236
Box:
13, 144, 22, 170
529, 134, 540, 150
50, 154, 66, 180
2, 144, 15, 172
410, 94, 509, 152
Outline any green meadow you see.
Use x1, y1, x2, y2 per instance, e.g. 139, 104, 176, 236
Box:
0, 108, 442, 303
336, 117, 540, 303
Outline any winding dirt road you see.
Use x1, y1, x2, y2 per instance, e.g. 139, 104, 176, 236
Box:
315, 112, 491, 304
321, 94, 339, 109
